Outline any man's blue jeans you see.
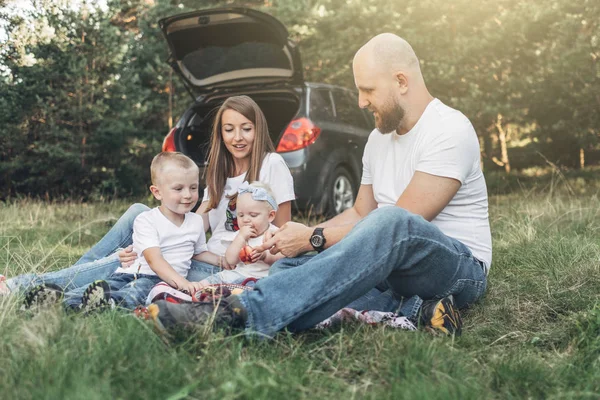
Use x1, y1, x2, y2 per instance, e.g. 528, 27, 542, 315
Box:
6, 204, 218, 293
238, 206, 488, 337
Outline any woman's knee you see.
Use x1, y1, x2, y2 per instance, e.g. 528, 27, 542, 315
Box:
125, 203, 150, 220
115, 203, 150, 229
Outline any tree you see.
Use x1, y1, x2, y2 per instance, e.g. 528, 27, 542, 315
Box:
0, 0, 187, 198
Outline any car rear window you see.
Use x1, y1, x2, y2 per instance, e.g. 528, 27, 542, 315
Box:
182, 42, 291, 81
332, 90, 370, 130
309, 88, 334, 121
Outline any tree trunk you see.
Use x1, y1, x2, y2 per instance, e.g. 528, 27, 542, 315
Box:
495, 114, 511, 174
168, 68, 173, 129
481, 128, 493, 171
80, 30, 86, 168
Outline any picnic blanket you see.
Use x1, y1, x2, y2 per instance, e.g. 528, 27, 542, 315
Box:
144, 283, 416, 331
315, 308, 417, 331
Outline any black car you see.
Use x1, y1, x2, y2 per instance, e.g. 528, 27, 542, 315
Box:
159, 7, 373, 215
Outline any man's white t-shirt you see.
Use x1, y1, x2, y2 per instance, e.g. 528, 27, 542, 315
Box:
361, 98, 492, 270
114, 207, 208, 277
204, 152, 295, 256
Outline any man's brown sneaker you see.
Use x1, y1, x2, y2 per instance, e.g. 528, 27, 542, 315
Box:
420, 295, 463, 336
148, 296, 247, 334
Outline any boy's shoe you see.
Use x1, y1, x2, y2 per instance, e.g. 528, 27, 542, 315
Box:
146, 282, 193, 305
81, 280, 114, 313
420, 295, 463, 336
147, 297, 247, 334
22, 283, 64, 310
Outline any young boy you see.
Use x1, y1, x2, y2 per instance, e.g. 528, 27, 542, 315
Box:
145, 182, 284, 304
63, 152, 219, 311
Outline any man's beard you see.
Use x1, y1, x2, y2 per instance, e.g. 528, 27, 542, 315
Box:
374, 97, 405, 134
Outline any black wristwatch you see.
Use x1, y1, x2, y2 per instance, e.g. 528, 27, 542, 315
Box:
310, 227, 326, 252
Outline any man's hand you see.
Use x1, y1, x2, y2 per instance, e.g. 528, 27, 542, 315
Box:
118, 245, 138, 268
255, 222, 313, 257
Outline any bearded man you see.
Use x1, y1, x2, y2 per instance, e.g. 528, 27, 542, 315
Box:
150, 33, 492, 337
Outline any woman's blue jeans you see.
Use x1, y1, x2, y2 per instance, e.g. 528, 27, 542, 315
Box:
238, 206, 488, 337
6, 204, 219, 293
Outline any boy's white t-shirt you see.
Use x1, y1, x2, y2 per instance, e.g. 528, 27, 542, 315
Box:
115, 207, 208, 277
361, 98, 492, 270
204, 152, 295, 256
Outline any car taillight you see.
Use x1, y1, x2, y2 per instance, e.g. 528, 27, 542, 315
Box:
162, 127, 177, 152
276, 118, 321, 153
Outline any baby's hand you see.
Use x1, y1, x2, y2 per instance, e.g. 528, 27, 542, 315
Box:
250, 248, 266, 263
239, 245, 254, 264
239, 225, 257, 240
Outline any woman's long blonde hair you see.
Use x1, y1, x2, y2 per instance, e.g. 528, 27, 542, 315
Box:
205, 95, 275, 210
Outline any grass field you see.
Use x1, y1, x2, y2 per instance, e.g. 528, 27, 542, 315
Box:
1, 174, 599, 399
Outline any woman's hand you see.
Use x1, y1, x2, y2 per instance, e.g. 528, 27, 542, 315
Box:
118, 245, 138, 268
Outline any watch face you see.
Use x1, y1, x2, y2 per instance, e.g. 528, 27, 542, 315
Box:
311, 235, 324, 248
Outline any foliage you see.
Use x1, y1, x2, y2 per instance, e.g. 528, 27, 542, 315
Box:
0, 0, 598, 198
0, 0, 187, 199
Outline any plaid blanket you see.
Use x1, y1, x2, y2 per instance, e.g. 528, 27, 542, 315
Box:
316, 308, 417, 331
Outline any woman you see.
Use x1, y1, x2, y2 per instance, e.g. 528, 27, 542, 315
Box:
1, 96, 295, 296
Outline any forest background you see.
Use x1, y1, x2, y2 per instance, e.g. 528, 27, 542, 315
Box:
0, 0, 598, 199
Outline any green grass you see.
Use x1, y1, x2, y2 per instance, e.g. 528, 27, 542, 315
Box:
1, 179, 600, 399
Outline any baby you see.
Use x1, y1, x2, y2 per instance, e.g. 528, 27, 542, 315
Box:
198, 181, 284, 288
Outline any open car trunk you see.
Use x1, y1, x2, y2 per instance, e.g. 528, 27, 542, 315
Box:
159, 8, 303, 95
176, 91, 302, 176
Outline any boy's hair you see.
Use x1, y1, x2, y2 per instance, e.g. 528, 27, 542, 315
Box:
238, 181, 278, 211
150, 152, 199, 185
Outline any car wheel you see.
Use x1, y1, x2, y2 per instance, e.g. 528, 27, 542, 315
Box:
326, 166, 356, 216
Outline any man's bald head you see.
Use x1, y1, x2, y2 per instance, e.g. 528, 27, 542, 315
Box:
353, 34, 431, 135
354, 33, 421, 76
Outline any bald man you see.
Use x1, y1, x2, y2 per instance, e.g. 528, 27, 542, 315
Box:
149, 34, 491, 337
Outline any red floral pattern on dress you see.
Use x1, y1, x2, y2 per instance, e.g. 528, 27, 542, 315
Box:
224, 196, 239, 232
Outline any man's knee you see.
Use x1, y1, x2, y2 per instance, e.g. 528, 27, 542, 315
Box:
269, 254, 314, 276
269, 258, 293, 276
362, 206, 422, 234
